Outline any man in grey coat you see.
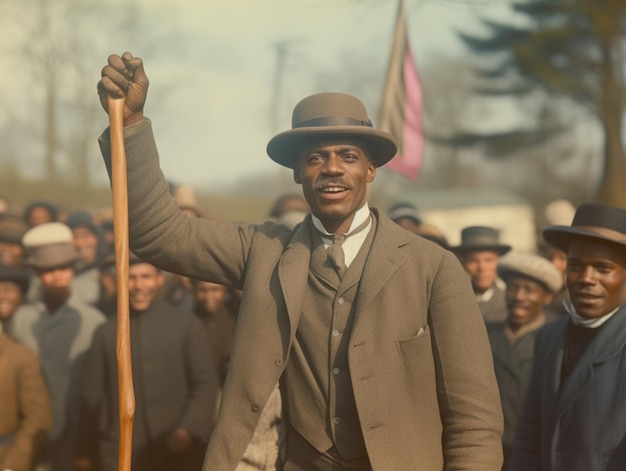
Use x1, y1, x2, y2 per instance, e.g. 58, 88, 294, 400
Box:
510, 203, 626, 471
97, 52, 503, 471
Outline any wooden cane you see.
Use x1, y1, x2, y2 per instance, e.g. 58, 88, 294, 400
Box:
108, 95, 136, 471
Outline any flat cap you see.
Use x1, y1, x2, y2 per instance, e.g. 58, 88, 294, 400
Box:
22, 222, 79, 270
497, 252, 563, 293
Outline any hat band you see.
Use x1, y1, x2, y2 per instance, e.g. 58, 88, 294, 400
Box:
573, 225, 626, 243
294, 116, 373, 129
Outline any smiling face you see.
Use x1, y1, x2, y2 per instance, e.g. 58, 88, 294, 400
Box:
566, 240, 626, 319
128, 263, 164, 312
293, 137, 376, 234
0, 280, 23, 320
505, 275, 553, 331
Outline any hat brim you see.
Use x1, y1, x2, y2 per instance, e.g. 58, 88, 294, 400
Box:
451, 244, 512, 256
543, 225, 626, 253
266, 126, 398, 169
26, 244, 80, 270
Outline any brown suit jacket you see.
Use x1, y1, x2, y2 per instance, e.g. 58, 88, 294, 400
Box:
100, 120, 503, 471
0, 334, 52, 471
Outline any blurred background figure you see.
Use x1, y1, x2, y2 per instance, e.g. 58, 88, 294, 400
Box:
192, 279, 236, 386
23, 201, 59, 228
538, 198, 576, 317
8, 222, 105, 471
0, 265, 30, 332
0, 322, 53, 471
387, 202, 449, 249
96, 254, 117, 316
0, 195, 10, 215
76, 256, 219, 471
452, 226, 512, 323
387, 202, 422, 233
66, 211, 108, 307
0, 215, 28, 268
486, 252, 562, 469
268, 194, 309, 229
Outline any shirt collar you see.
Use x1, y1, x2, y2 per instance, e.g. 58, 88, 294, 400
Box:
311, 202, 370, 236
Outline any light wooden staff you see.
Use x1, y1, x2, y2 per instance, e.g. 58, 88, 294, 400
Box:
108, 95, 136, 471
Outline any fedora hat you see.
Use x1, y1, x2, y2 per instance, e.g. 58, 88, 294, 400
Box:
497, 252, 563, 294
267, 92, 398, 169
543, 203, 626, 252
451, 226, 511, 255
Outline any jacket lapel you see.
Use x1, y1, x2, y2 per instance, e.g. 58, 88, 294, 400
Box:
278, 216, 314, 341
355, 210, 410, 316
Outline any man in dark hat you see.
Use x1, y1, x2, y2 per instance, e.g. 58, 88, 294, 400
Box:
452, 226, 512, 323
96, 52, 503, 471
510, 203, 626, 471
486, 252, 562, 469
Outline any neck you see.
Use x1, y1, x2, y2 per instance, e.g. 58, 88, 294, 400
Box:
45, 291, 70, 313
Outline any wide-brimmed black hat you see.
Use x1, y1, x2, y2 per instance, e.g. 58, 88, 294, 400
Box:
267, 92, 398, 169
451, 226, 512, 255
543, 203, 626, 252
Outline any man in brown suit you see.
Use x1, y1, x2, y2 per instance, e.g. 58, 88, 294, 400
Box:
0, 327, 52, 471
97, 52, 503, 471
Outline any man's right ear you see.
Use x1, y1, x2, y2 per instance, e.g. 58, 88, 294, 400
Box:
293, 166, 302, 184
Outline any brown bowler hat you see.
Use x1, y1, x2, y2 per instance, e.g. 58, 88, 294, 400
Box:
543, 203, 626, 252
267, 92, 398, 169
451, 226, 512, 255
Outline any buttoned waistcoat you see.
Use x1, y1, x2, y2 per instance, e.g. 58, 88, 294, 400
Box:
100, 120, 503, 471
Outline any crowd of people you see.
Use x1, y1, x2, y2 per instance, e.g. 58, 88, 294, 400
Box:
2, 189, 625, 471
0, 50, 625, 471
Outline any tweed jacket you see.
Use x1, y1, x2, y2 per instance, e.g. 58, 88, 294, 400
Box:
0, 333, 52, 471
510, 305, 626, 471
100, 120, 503, 471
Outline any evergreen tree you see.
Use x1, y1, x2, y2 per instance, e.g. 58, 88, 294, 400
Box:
457, 0, 626, 207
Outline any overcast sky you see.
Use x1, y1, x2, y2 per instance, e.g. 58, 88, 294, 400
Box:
1, 0, 512, 191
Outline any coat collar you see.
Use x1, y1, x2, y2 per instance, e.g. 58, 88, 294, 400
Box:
556, 304, 626, 419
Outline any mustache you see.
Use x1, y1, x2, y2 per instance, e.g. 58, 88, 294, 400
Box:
314, 178, 350, 191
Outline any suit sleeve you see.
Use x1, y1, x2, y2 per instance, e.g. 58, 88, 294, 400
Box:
429, 250, 504, 470
2, 347, 52, 471
508, 329, 545, 470
177, 316, 221, 439
99, 120, 256, 288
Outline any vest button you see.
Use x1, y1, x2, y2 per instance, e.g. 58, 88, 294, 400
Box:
337, 297, 345, 304
251, 404, 260, 412
333, 417, 341, 424
275, 358, 284, 366
332, 368, 340, 375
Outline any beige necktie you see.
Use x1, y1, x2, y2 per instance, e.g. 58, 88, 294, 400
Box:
327, 233, 347, 275
323, 216, 371, 276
